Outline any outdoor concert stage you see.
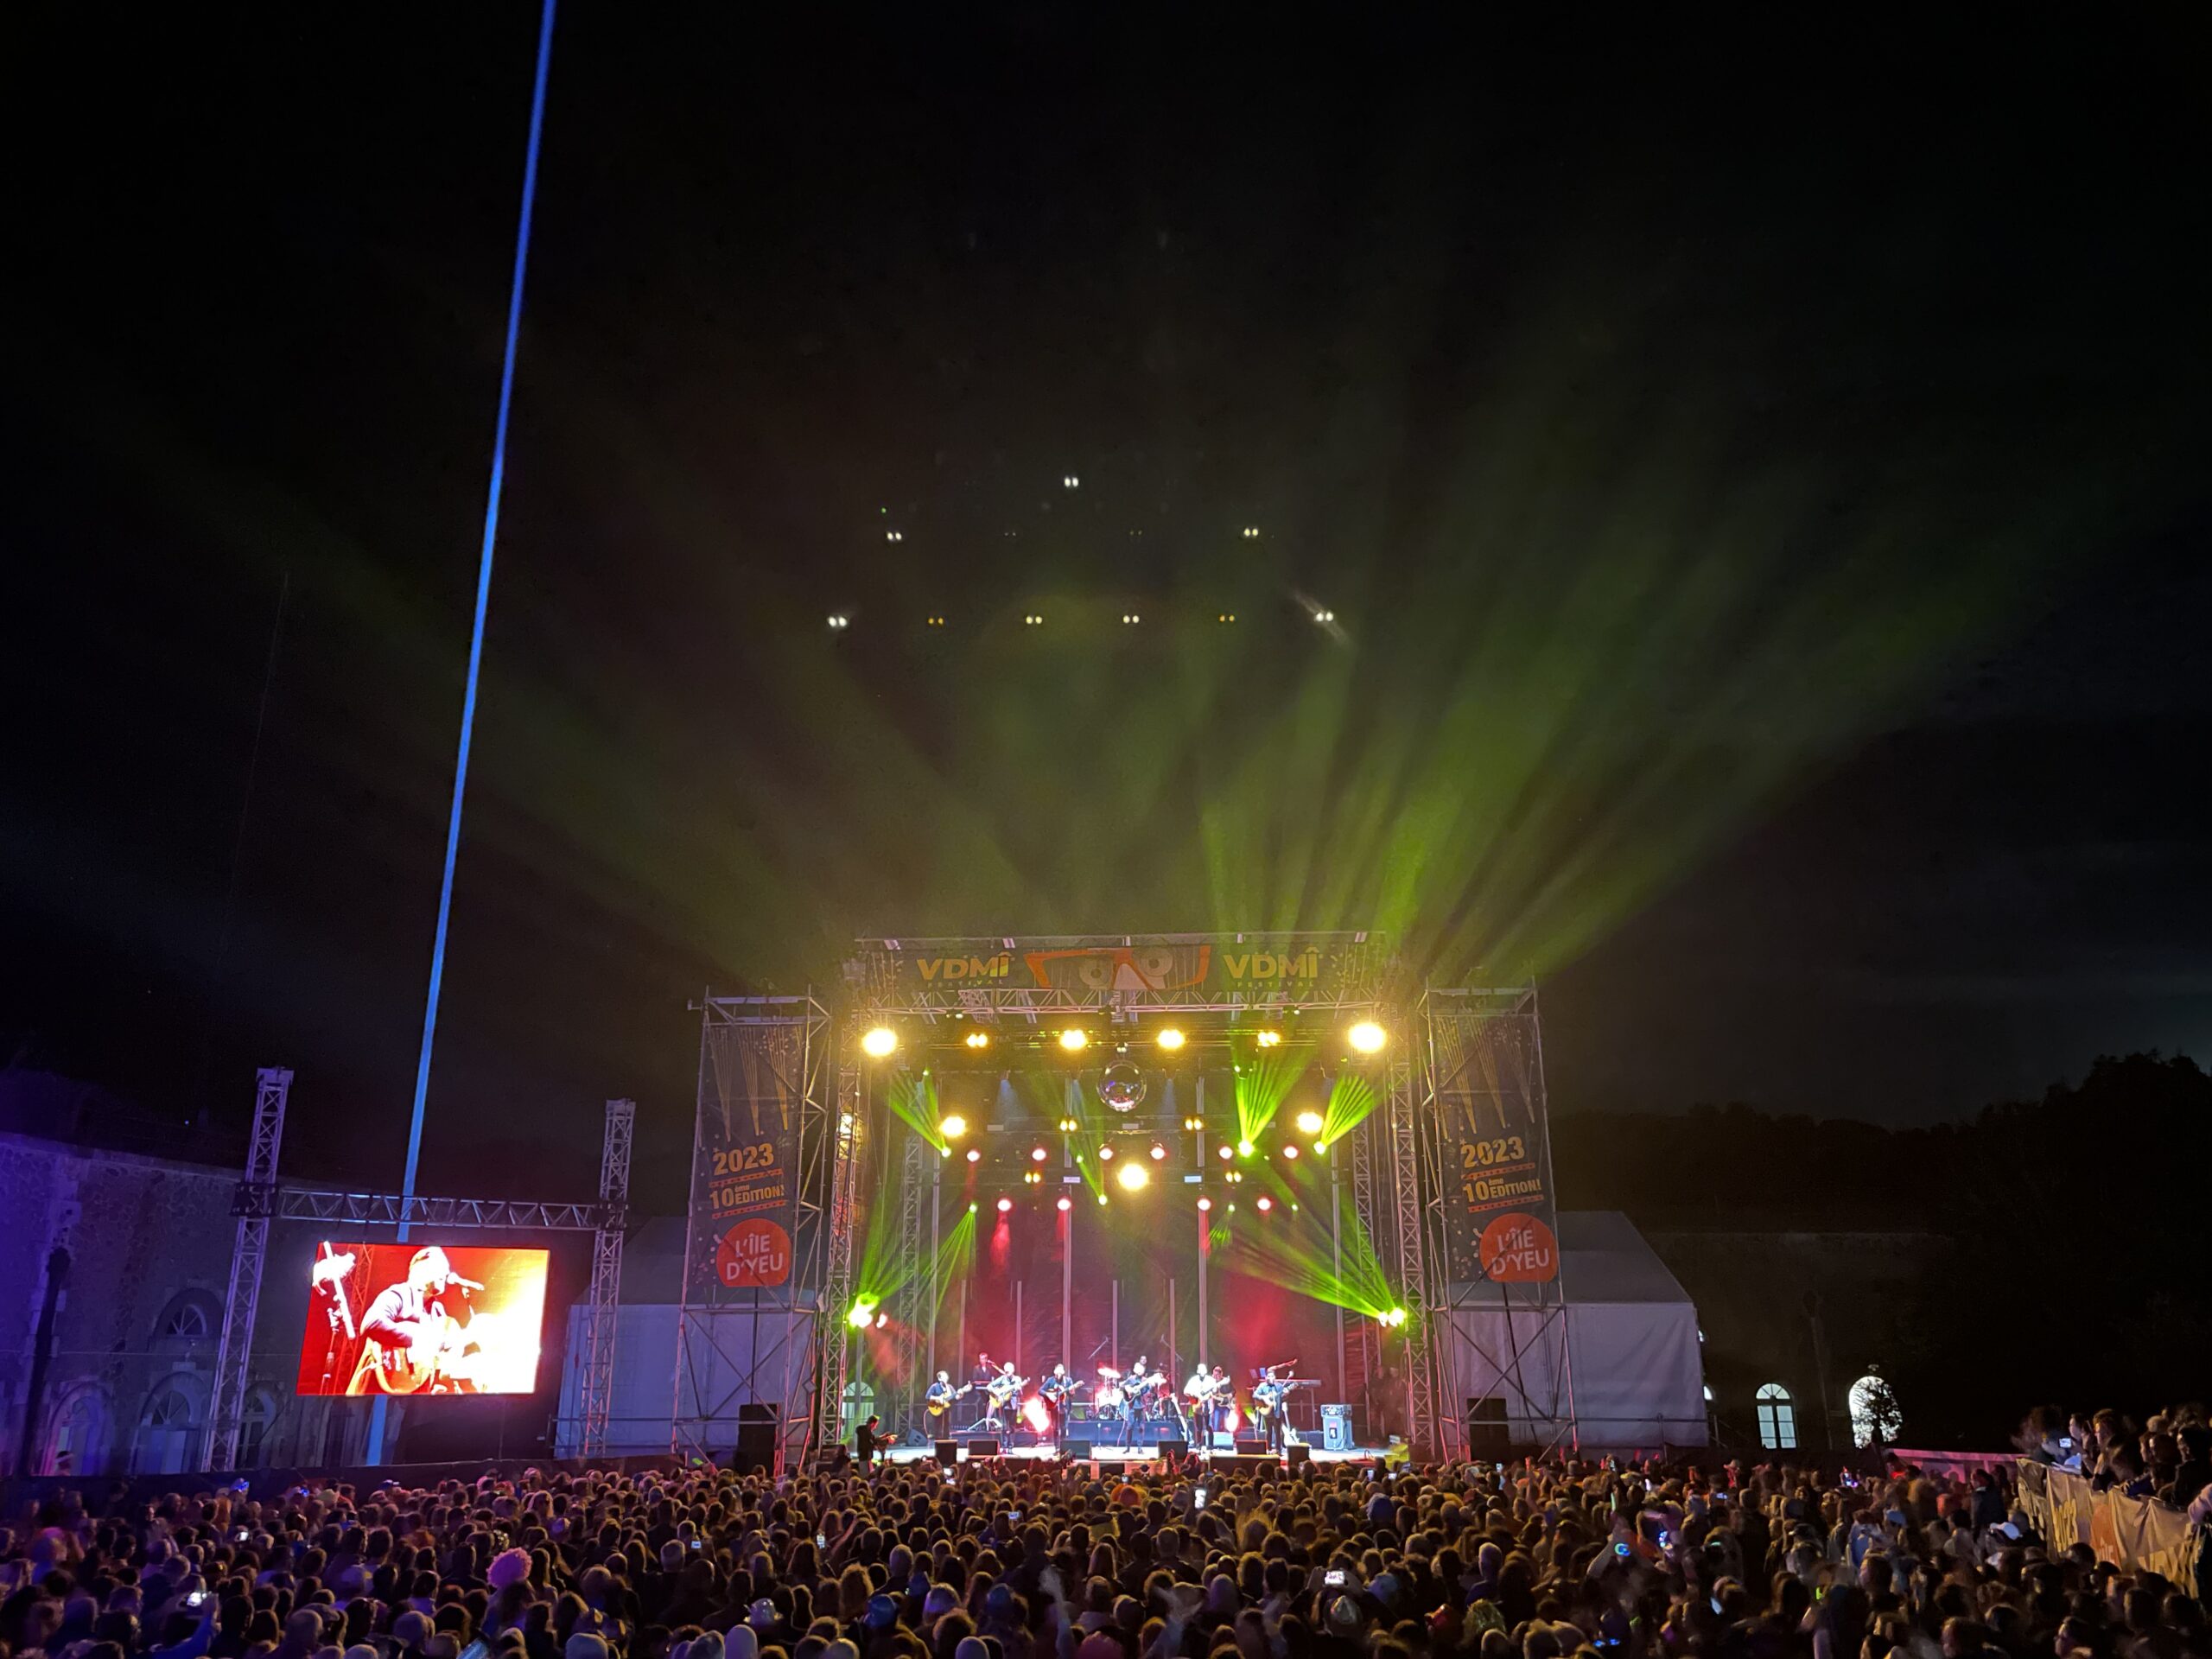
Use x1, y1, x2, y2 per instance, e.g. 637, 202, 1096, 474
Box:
556, 935, 1706, 1468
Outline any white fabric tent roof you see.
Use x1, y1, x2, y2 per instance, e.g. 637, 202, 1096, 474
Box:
1439, 1211, 1707, 1451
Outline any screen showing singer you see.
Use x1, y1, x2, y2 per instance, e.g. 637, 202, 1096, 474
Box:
295, 1243, 548, 1396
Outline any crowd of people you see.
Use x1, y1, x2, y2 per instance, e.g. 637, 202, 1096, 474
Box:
2, 1446, 2204, 1659
2018, 1407, 2212, 1510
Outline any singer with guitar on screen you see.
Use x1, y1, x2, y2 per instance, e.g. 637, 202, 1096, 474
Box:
345, 1245, 486, 1395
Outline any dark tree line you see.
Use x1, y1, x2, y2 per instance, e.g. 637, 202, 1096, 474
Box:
1554, 1052, 2211, 1441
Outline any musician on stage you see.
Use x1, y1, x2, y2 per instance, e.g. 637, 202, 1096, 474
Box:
1251, 1364, 1287, 1452
983, 1359, 1024, 1430
1116, 1355, 1154, 1447
925, 1369, 969, 1431
1184, 1363, 1215, 1438
1038, 1362, 1077, 1441
1206, 1364, 1233, 1437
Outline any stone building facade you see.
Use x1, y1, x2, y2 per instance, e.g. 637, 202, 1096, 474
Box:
0, 1130, 374, 1476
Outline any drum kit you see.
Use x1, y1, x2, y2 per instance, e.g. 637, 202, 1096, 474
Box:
1091, 1362, 1179, 1427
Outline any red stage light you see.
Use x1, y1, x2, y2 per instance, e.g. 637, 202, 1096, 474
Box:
1057, 1196, 1072, 1211
1149, 1143, 1166, 1160
966, 1148, 981, 1163
996, 1197, 1013, 1213
1031, 1146, 1048, 1161
1282, 1144, 1300, 1160
1098, 1143, 1115, 1160
1217, 1144, 1233, 1160
1197, 1197, 1212, 1211
1256, 1196, 1274, 1212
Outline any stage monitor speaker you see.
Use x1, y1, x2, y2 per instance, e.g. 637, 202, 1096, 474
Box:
1465, 1395, 1508, 1455
1320, 1403, 1354, 1452
1234, 1437, 1269, 1456
964, 1436, 1001, 1458
935, 1439, 959, 1466
1287, 1444, 1313, 1465
1154, 1438, 1188, 1457
732, 1403, 779, 1474
1063, 1438, 1095, 1460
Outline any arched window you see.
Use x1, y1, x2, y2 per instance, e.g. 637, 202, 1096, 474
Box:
1756, 1382, 1796, 1450
1847, 1371, 1903, 1448
154, 1291, 221, 1345
45, 1383, 111, 1476
132, 1376, 206, 1476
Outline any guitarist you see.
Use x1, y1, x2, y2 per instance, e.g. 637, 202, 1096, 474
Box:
346, 1245, 475, 1395
924, 1370, 972, 1428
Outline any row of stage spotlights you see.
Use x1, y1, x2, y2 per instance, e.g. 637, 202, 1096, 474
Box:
854, 1287, 1404, 1331
859, 1020, 1384, 1059
935, 1111, 1334, 1155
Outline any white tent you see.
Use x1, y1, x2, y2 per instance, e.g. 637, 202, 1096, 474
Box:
1437, 1210, 1706, 1452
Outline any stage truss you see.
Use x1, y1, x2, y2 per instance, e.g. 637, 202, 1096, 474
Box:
1418, 985, 1579, 1457
671, 995, 834, 1472
206, 1077, 633, 1471
702, 934, 1575, 1463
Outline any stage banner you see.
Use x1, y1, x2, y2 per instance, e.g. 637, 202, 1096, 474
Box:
1429, 1001, 1560, 1287
688, 1017, 805, 1298
882, 937, 1370, 998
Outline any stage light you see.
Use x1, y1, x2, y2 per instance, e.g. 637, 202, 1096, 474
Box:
1058, 1027, 1089, 1052
1348, 1020, 1387, 1054
1097, 1142, 1115, 1160
1197, 1196, 1211, 1211
828, 613, 851, 631
964, 1030, 990, 1050
1024, 613, 1044, 626
1058, 1116, 1078, 1133
1148, 1142, 1166, 1160
1256, 1196, 1273, 1213
1184, 1116, 1203, 1131
861, 1026, 899, 1058
1057, 1196, 1071, 1211
1122, 613, 1141, 625
1382, 1306, 1408, 1327
966, 1148, 981, 1164
996, 1197, 1013, 1213
1217, 613, 1236, 624
874, 1311, 888, 1329
1217, 1144, 1233, 1160
1236, 1139, 1255, 1159
1313, 1140, 1328, 1156
846, 1300, 876, 1330
1313, 608, 1336, 624
1156, 1027, 1185, 1051
1031, 1146, 1048, 1162
1116, 1160, 1149, 1192
938, 1113, 967, 1140
1064, 474, 1079, 488
1295, 1109, 1325, 1135
1282, 1144, 1299, 1160
1254, 1029, 1282, 1048
1096, 1192, 1109, 1205
939, 1145, 951, 1159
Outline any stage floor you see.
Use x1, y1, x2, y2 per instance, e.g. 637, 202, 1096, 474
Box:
881, 1442, 1387, 1465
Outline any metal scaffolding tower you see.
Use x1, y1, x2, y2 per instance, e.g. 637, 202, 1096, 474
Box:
671, 996, 834, 1473
206, 1068, 289, 1471
575, 1098, 635, 1458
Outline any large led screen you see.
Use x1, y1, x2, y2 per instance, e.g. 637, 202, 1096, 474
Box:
296, 1242, 548, 1396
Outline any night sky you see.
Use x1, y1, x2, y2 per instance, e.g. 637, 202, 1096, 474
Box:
6, 11, 2208, 1212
